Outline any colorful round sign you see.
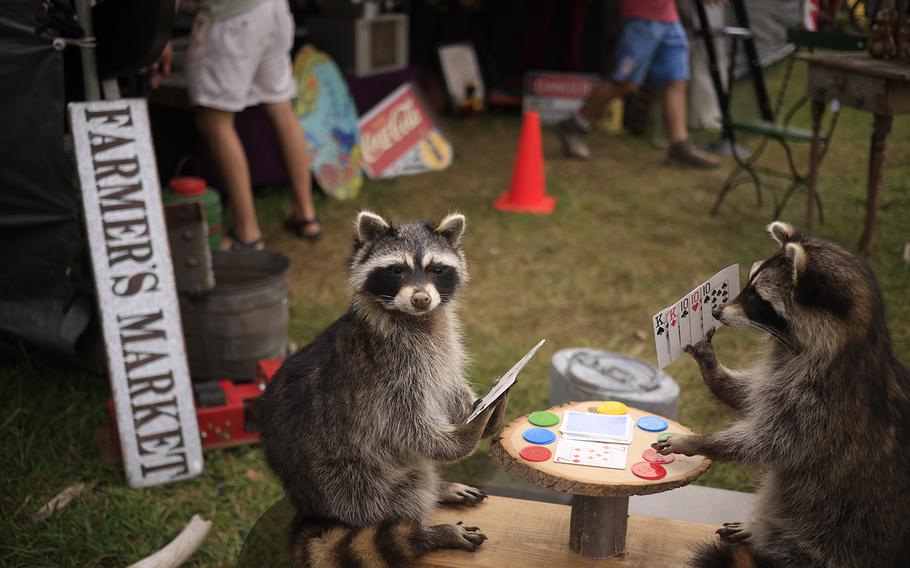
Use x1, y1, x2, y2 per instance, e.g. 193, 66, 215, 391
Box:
643, 448, 676, 464
519, 446, 552, 462
523, 428, 556, 445
595, 401, 628, 415
637, 416, 669, 432
632, 461, 667, 480
528, 411, 560, 427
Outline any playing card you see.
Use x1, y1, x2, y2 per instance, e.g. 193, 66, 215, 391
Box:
553, 439, 628, 470
465, 339, 546, 423
652, 264, 740, 369
667, 303, 683, 363
688, 287, 705, 343
560, 411, 633, 444
677, 296, 692, 352
703, 264, 740, 335
651, 308, 671, 369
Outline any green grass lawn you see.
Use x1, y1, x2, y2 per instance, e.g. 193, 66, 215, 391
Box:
2, 58, 908, 566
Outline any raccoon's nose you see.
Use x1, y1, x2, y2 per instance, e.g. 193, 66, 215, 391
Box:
411, 291, 431, 310
712, 305, 723, 320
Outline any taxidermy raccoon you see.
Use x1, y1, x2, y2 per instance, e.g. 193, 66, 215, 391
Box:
653, 221, 910, 568
259, 211, 507, 567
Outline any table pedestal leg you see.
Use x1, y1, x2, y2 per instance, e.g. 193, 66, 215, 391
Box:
859, 113, 893, 256
805, 99, 825, 229
569, 495, 629, 559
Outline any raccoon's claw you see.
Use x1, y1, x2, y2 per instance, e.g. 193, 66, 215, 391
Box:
440, 482, 487, 506
651, 440, 674, 455
686, 338, 717, 370
717, 522, 752, 543
651, 436, 698, 456
443, 522, 487, 550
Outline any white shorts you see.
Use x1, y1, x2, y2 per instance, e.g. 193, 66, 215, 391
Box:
186, 0, 297, 112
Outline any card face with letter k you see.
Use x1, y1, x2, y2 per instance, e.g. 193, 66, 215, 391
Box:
651, 264, 740, 369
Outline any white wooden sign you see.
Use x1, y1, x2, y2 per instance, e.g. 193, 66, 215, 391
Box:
68, 99, 203, 488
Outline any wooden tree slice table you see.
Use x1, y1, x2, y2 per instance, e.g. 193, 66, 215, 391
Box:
489, 401, 711, 559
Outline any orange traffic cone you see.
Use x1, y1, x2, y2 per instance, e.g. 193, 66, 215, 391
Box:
493, 110, 556, 214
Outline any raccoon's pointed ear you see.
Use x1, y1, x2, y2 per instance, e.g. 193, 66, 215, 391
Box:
784, 242, 807, 285
767, 221, 799, 247
434, 213, 466, 246
355, 211, 391, 243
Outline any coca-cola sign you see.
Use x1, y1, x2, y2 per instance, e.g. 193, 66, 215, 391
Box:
359, 83, 452, 179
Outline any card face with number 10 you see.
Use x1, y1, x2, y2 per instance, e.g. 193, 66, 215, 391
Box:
652, 264, 739, 369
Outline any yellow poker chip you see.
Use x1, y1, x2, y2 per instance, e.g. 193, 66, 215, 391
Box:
595, 401, 628, 415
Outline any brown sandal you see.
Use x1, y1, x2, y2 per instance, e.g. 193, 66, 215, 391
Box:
284, 215, 322, 242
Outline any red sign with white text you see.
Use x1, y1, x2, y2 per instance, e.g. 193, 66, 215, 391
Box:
358, 84, 452, 179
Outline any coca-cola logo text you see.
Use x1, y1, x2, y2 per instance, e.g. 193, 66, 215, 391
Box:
362, 96, 424, 163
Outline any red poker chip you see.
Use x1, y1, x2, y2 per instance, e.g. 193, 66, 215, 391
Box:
643, 448, 676, 464
632, 461, 667, 480
520, 446, 552, 462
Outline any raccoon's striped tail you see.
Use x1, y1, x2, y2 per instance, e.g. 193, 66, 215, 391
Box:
690, 541, 779, 568
290, 515, 487, 568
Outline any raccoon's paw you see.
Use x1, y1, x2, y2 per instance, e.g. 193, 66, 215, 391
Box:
439, 482, 487, 506
651, 435, 699, 457
716, 522, 752, 543
685, 334, 717, 370
429, 522, 487, 551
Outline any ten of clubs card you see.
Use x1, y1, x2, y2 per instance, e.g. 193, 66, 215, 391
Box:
652, 264, 740, 369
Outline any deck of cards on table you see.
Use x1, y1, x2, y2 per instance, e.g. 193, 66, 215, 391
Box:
652, 265, 741, 369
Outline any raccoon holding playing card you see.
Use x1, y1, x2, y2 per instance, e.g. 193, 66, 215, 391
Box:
259, 212, 508, 567
653, 222, 910, 568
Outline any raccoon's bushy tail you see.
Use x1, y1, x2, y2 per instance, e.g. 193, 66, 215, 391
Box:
690, 541, 779, 568
290, 515, 485, 568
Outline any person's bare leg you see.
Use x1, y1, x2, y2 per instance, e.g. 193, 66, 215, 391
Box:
662, 80, 689, 144
662, 80, 719, 168
195, 106, 263, 248
262, 100, 320, 237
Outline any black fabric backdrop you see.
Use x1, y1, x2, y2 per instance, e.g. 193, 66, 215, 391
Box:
0, 1, 92, 361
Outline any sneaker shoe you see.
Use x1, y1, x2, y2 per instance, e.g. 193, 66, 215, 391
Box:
555, 117, 592, 160
667, 140, 721, 168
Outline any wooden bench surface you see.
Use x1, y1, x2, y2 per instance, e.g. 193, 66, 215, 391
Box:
420, 496, 717, 567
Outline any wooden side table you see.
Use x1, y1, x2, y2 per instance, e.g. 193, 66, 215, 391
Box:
490, 402, 711, 559
800, 53, 910, 255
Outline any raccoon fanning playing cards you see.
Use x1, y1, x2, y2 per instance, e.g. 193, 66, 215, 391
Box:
652, 222, 910, 567
259, 212, 507, 567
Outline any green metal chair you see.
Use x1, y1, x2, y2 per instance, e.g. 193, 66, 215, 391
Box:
711, 28, 867, 221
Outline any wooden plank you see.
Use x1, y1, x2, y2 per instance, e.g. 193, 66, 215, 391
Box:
490, 403, 711, 497
421, 496, 717, 568
797, 52, 910, 81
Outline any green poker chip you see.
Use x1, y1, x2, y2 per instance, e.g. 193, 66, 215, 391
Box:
656, 432, 679, 442
528, 411, 560, 427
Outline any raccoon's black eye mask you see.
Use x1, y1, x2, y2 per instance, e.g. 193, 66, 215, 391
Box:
742, 285, 789, 333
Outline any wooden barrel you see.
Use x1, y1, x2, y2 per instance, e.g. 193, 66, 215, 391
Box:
180, 250, 289, 380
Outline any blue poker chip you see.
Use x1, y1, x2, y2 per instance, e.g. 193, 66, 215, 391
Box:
522, 427, 556, 445
637, 416, 669, 432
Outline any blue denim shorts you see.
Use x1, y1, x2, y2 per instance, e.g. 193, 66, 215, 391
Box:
611, 19, 690, 86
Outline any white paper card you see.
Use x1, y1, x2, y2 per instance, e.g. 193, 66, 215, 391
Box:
553, 439, 629, 469
652, 264, 740, 369
466, 339, 546, 423
560, 411, 633, 444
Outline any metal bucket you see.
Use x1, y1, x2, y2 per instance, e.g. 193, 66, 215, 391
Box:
549, 348, 680, 419
180, 250, 290, 381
